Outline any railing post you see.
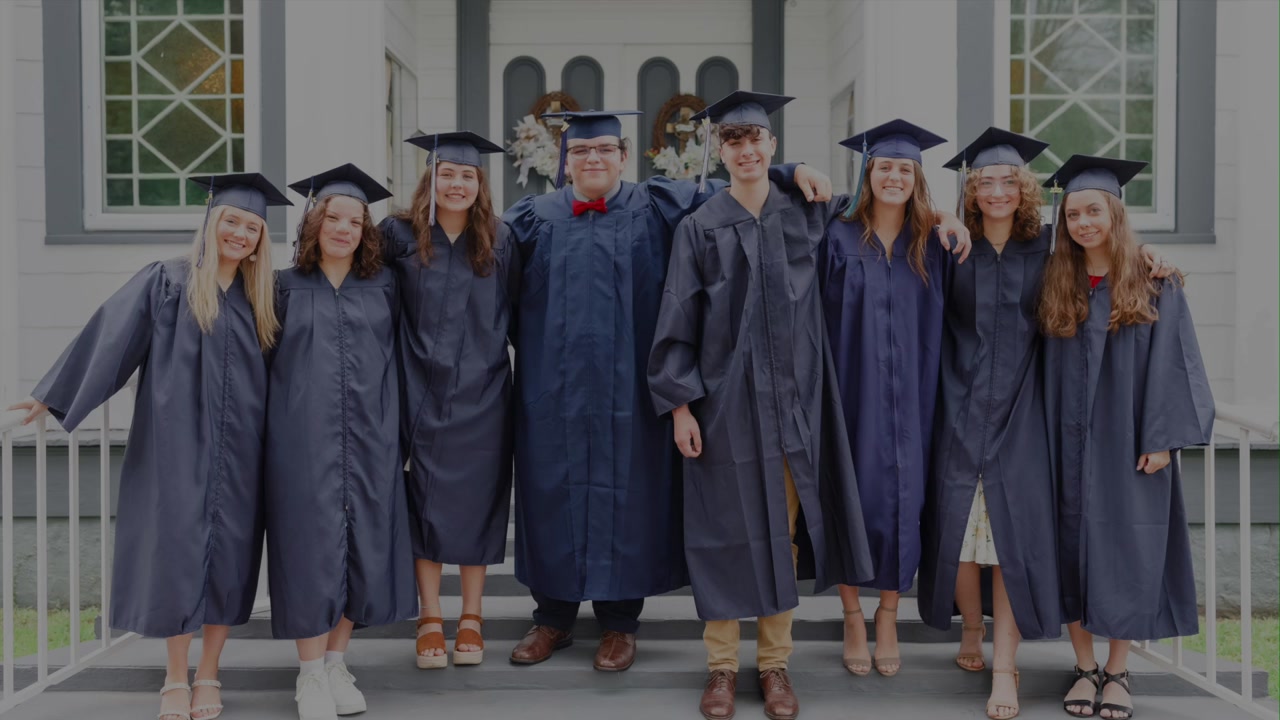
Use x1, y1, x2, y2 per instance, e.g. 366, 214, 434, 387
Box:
1204, 436, 1217, 684
69, 428, 80, 665
1238, 427, 1252, 700
3, 427, 14, 701
34, 418, 47, 682
99, 401, 110, 648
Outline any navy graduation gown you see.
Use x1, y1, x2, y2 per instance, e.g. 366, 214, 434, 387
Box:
380, 219, 517, 566
32, 259, 266, 638
1045, 277, 1213, 640
264, 266, 416, 639
820, 220, 948, 592
503, 177, 705, 602
648, 185, 873, 620
917, 226, 1062, 639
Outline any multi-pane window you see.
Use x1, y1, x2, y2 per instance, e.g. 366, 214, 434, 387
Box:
1008, 0, 1176, 225
93, 0, 248, 216
386, 55, 419, 213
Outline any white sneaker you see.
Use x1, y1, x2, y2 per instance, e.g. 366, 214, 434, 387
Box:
295, 669, 338, 720
326, 661, 367, 716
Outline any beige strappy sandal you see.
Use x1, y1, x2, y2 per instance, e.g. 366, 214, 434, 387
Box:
158, 681, 191, 720
842, 607, 871, 676
190, 678, 223, 720
873, 605, 901, 677
956, 621, 987, 672
987, 667, 1021, 719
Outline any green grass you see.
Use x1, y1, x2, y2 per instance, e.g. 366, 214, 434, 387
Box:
1177, 616, 1279, 698
0, 608, 98, 659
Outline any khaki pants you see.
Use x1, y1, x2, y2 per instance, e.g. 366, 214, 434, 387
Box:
704, 459, 800, 672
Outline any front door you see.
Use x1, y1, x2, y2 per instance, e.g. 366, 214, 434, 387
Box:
488, 0, 751, 209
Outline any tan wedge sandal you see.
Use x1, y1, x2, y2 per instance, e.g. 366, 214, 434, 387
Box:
416, 616, 448, 669
452, 613, 485, 666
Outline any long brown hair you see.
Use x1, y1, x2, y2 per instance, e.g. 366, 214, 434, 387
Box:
961, 164, 1043, 243
293, 195, 384, 279
841, 158, 935, 282
395, 162, 497, 276
186, 205, 279, 351
1039, 192, 1181, 337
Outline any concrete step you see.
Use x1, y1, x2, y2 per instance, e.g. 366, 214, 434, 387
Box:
16, 637, 1269, 700
8, 689, 1275, 720
436, 532, 916, 598
202, 595, 959, 643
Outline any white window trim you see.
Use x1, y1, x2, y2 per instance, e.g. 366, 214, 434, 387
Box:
80, 0, 262, 232
385, 52, 418, 214
994, 0, 1178, 231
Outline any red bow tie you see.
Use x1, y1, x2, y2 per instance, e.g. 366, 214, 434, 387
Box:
572, 198, 608, 216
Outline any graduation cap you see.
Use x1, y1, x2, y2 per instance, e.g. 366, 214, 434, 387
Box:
689, 91, 794, 192
289, 163, 393, 206
538, 110, 643, 189
287, 163, 392, 260
189, 172, 292, 268
405, 131, 504, 226
943, 127, 1048, 171
838, 119, 947, 217
1042, 154, 1147, 254
942, 127, 1049, 227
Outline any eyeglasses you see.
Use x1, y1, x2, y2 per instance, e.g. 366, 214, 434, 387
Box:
566, 144, 622, 159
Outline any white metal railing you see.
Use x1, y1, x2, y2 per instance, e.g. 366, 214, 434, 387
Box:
1132, 401, 1279, 720
0, 385, 139, 714
0, 389, 1275, 713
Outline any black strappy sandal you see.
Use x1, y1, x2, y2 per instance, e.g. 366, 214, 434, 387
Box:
1063, 664, 1101, 717
1099, 669, 1135, 719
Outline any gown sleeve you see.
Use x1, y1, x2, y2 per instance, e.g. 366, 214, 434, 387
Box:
496, 221, 520, 344
647, 216, 708, 416
30, 261, 169, 431
1138, 279, 1215, 455
502, 193, 543, 266
377, 216, 398, 263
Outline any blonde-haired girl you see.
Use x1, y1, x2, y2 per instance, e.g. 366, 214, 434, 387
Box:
8, 172, 291, 720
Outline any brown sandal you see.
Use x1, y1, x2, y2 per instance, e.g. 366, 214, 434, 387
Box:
453, 613, 485, 666
842, 607, 871, 676
415, 616, 447, 669
956, 621, 987, 672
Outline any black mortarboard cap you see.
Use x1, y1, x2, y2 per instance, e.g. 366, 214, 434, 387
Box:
406, 130, 504, 167
943, 127, 1049, 171
690, 90, 794, 132
288, 163, 392, 205
1042, 154, 1147, 198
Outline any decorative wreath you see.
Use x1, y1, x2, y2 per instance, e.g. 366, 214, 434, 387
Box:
649, 94, 708, 155
645, 93, 720, 180
531, 91, 581, 138
506, 92, 583, 187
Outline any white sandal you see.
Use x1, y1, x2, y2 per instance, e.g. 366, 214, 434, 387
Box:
190, 679, 224, 720
158, 681, 192, 720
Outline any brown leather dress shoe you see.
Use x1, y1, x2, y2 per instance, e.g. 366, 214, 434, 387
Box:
758, 668, 799, 720
593, 630, 637, 671
700, 669, 737, 720
509, 625, 573, 665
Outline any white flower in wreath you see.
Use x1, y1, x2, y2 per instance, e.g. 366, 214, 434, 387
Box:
506, 114, 561, 186
646, 125, 721, 181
